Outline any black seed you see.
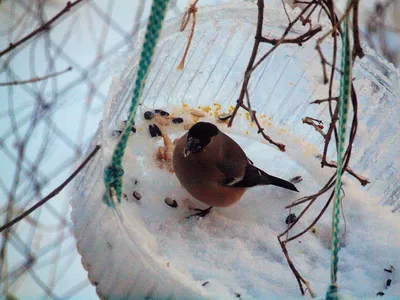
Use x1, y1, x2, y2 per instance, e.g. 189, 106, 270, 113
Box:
134, 180, 138, 185
131, 126, 137, 133
133, 191, 142, 200
149, 125, 157, 137
377, 292, 385, 296
386, 279, 392, 287
290, 175, 303, 183
155, 109, 169, 116
123, 193, 128, 201
235, 293, 241, 298
285, 213, 297, 225
164, 197, 178, 208
202, 281, 209, 287
218, 113, 232, 121
94, 282, 99, 286
112, 130, 122, 137
144, 111, 154, 120
172, 117, 184, 124
153, 124, 162, 136
384, 268, 393, 273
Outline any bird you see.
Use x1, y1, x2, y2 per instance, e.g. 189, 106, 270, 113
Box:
172, 121, 299, 218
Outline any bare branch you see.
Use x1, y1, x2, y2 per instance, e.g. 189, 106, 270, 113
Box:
0, 145, 100, 233
0, 0, 86, 58
0, 67, 72, 86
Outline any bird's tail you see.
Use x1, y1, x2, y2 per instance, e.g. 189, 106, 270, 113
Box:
258, 169, 299, 192
231, 164, 299, 192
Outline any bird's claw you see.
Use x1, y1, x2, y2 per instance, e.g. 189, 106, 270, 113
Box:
187, 206, 213, 219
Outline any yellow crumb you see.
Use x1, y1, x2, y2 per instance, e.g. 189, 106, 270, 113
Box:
202, 106, 212, 113
268, 122, 272, 126
213, 103, 222, 110
268, 117, 272, 120
182, 103, 188, 108
245, 112, 250, 120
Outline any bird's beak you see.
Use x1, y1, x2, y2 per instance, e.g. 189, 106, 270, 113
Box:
183, 147, 191, 157
184, 137, 201, 157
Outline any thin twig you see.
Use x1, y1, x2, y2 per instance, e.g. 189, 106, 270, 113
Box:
177, 0, 199, 70
302, 116, 326, 137
0, 0, 86, 58
0, 67, 72, 86
310, 96, 338, 104
259, 26, 322, 46
0, 145, 101, 233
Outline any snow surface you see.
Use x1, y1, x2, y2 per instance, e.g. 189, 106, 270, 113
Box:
71, 105, 400, 299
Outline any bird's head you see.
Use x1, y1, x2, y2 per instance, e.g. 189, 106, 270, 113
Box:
184, 122, 219, 157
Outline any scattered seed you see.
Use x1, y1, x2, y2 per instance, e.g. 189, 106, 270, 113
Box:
123, 193, 128, 201
158, 146, 166, 160
112, 130, 122, 137
134, 180, 138, 185
154, 114, 170, 126
291, 175, 303, 183
149, 125, 158, 137
218, 113, 232, 121
311, 226, 317, 233
384, 265, 395, 273
202, 281, 209, 287
377, 292, 385, 296
190, 108, 206, 117
131, 126, 137, 133
285, 213, 297, 225
94, 282, 99, 286
133, 191, 142, 200
153, 124, 162, 136
386, 279, 392, 287
164, 197, 178, 208
172, 117, 184, 124
384, 268, 392, 273
144, 111, 154, 120
235, 293, 241, 298
155, 109, 170, 116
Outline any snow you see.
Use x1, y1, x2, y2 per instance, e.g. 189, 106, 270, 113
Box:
72, 106, 400, 299
70, 1, 400, 299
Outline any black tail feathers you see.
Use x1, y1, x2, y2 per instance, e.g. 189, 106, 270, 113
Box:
263, 173, 299, 192
231, 164, 299, 192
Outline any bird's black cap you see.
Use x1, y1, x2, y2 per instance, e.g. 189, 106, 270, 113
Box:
186, 122, 219, 154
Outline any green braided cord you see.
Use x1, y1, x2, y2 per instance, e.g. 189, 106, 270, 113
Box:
103, 0, 170, 207
326, 2, 352, 299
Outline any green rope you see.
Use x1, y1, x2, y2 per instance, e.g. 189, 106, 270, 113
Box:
326, 2, 352, 299
103, 0, 170, 208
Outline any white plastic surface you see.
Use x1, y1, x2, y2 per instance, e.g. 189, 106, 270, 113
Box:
70, 2, 400, 299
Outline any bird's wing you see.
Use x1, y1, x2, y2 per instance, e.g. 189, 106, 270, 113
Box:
227, 164, 270, 188
218, 163, 271, 188
217, 162, 245, 186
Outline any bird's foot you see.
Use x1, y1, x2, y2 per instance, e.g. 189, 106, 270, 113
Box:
186, 206, 213, 219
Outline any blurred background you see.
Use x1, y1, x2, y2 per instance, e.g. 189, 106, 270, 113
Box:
0, 0, 398, 299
